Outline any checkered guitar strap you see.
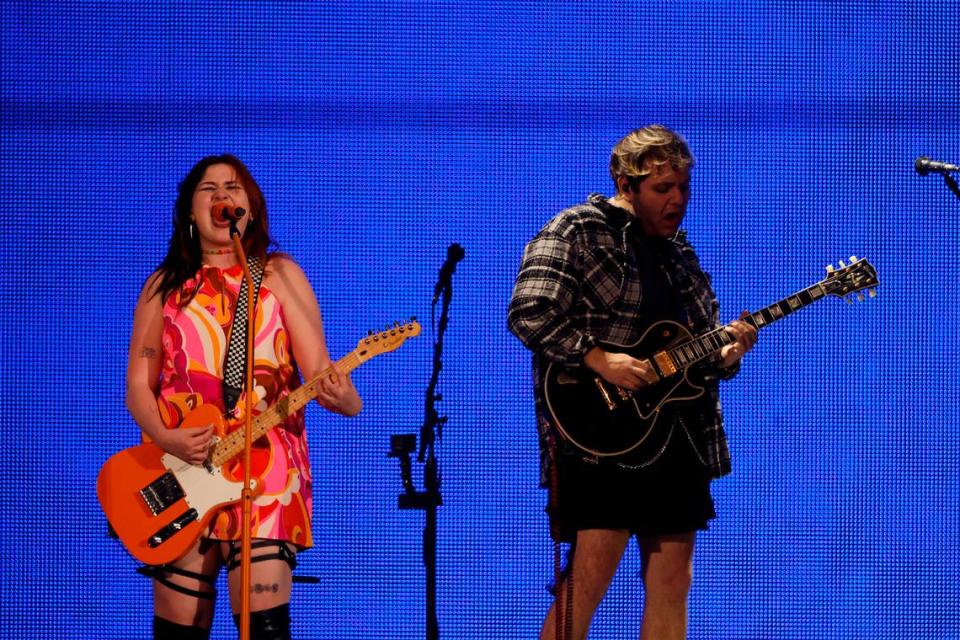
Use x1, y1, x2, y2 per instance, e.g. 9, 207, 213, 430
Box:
222, 255, 265, 415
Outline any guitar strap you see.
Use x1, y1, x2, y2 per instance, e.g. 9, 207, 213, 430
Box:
222, 255, 265, 415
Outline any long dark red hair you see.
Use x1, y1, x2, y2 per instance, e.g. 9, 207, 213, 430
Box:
152, 154, 275, 304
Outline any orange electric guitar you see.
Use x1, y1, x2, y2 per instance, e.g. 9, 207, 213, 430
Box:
97, 320, 421, 565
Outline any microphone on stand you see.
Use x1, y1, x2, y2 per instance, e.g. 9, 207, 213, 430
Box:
431, 243, 465, 306
212, 203, 247, 222
915, 157, 960, 176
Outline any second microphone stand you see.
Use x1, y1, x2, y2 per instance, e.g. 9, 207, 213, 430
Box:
388, 243, 464, 640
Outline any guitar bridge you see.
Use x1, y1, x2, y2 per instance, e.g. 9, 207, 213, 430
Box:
140, 472, 186, 516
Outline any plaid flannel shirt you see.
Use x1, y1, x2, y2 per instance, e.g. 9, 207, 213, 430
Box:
508, 194, 738, 484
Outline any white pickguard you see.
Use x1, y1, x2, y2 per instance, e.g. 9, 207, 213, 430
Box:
161, 453, 258, 517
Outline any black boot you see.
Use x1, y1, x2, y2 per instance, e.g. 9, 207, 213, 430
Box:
153, 616, 210, 640
233, 603, 291, 640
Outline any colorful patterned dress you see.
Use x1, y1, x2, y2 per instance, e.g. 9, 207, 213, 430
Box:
156, 261, 313, 549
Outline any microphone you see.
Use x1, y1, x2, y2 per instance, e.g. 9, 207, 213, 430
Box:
915, 157, 960, 176
212, 203, 246, 222
432, 243, 465, 306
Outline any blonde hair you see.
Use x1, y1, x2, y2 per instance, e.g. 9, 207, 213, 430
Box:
609, 124, 694, 190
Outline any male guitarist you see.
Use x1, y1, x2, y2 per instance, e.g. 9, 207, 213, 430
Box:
508, 125, 757, 640
125, 154, 362, 639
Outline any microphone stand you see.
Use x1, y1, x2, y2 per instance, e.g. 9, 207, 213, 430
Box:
388, 243, 464, 640
943, 173, 960, 202
230, 222, 256, 640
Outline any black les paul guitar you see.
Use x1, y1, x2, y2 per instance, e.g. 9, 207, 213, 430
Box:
543, 257, 878, 460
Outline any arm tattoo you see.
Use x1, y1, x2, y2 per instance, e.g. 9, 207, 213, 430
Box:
139, 347, 158, 359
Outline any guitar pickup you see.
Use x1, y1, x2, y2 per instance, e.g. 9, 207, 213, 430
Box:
653, 351, 677, 377
148, 509, 199, 548
140, 472, 186, 516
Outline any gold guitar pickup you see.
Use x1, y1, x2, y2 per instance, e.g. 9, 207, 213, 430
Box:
653, 351, 677, 377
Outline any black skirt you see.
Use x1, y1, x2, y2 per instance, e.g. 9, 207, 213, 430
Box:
551, 424, 716, 542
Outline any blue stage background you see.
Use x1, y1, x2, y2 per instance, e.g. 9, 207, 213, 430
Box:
2, 2, 958, 638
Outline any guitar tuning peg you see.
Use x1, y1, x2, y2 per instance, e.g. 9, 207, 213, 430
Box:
825, 264, 835, 273
838, 259, 847, 268
849, 255, 858, 263
857, 293, 865, 302
868, 288, 877, 298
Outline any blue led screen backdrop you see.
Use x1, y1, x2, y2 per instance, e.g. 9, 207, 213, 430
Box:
1, 2, 958, 638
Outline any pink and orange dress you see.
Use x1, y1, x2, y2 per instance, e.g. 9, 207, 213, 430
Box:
156, 261, 313, 549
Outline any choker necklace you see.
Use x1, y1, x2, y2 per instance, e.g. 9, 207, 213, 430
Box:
202, 247, 235, 255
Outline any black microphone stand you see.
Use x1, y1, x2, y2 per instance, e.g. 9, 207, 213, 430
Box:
943, 173, 960, 202
387, 243, 464, 640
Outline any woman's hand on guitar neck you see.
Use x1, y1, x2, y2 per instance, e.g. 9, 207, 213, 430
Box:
316, 363, 363, 417
584, 347, 659, 391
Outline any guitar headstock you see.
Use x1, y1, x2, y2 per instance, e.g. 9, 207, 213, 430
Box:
823, 256, 879, 302
357, 318, 422, 356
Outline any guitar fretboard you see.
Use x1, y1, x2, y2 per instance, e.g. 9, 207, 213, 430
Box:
210, 349, 370, 467
206, 322, 419, 467
664, 281, 832, 370
207, 321, 419, 465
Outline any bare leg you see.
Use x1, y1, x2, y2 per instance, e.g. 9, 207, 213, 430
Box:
540, 529, 630, 640
638, 532, 696, 640
153, 539, 222, 629
224, 540, 295, 615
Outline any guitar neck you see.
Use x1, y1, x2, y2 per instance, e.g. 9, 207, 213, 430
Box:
664, 280, 830, 371
210, 350, 366, 466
